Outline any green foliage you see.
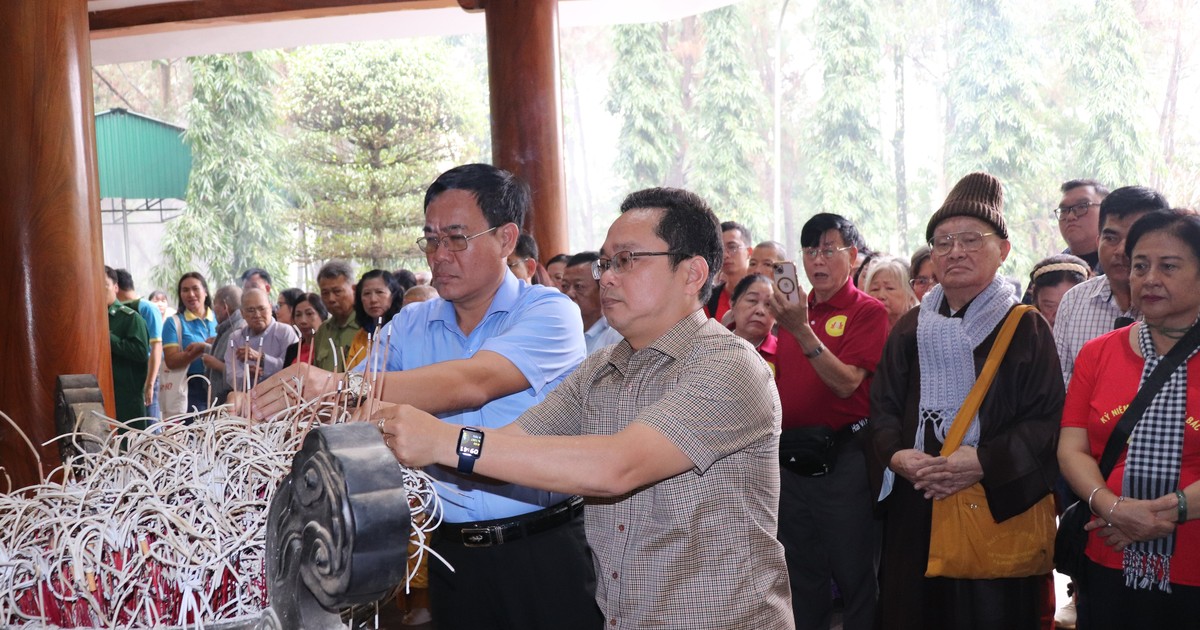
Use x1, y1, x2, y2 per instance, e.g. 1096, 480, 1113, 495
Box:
282, 42, 486, 271
944, 0, 1053, 275
1058, 0, 1152, 187
154, 52, 289, 291
801, 0, 892, 250
689, 5, 769, 237
608, 23, 683, 191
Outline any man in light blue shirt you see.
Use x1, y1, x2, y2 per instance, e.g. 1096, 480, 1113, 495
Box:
562, 251, 624, 354
251, 164, 598, 630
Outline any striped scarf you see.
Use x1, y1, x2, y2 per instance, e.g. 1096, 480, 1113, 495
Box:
1123, 323, 1199, 591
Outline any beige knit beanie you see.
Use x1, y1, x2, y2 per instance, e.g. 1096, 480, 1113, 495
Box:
925, 172, 1008, 242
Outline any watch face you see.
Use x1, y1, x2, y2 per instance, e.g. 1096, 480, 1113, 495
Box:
458, 428, 484, 458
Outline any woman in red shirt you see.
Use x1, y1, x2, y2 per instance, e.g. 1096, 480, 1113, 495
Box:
1059, 210, 1200, 627
729, 274, 778, 373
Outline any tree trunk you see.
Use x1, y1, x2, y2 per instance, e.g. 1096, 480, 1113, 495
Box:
892, 41, 908, 251
1154, 0, 1184, 190
668, 19, 696, 188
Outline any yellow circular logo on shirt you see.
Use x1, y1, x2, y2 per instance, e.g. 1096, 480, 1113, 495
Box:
825, 315, 848, 337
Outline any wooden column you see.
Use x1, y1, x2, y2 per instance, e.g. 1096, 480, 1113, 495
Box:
471, 0, 569, 261
0, 1, 111, 488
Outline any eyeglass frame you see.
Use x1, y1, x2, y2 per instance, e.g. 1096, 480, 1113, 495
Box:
801, 245, 853, 260
591, 251, 688, 280
928, 231, 996, 256
415, 225, 500, 253
1053, 201, 1099, 221
909, 276, 935, 288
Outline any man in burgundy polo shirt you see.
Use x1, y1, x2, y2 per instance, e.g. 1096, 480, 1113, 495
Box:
769, 212, 889, 630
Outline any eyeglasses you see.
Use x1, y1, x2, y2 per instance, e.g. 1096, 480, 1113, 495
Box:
416, 226, 499, 253
506, 258, 527, 269
1054, 201, 1099, 221
929, 231, 995, 255
909, 276, 935, 288
592, 251, 684, 280
724, 242, 748, 253
801, 246, 852, 260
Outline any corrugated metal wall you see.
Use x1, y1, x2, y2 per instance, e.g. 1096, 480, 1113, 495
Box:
95, 108, 191, 199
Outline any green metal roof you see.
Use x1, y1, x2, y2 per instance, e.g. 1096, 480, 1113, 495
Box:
95, 108, 191, 199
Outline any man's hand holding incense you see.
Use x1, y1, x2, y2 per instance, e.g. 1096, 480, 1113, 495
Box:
248, 362, 340, 421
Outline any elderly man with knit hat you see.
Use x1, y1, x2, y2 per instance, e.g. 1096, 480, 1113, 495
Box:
865, 173, 1064, 629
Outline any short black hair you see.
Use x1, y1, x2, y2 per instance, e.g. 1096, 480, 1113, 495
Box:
800, 213, 865, 250
731, 273, 772, 304
547, 253, 570, 266
113, 268, 135, 292
104, 265, 118, 284
1126, 209, 1200, 262
721, 221, 752, 247
354, 269, 405, 332
1098, 186, 1170, 231
1061, 179, 1110, 196
392, 269, 418, 292
296, 292, 330, 321
566, 251, 600, 268
424, 163, 531, 229
909, 246, 932, 279
514, 233, 539, 261
279, 287, 305, 309
619, 187, 722, 303
240, 267, 272, 286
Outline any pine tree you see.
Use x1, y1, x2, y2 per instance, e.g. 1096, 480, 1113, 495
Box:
802, 0, 892, 250
282, 42, 485, 271
608, 23, 684, 191
1059, 0, 1152, 186
689, 5, 769, 237
944, 0, 1053, 275
154, 53, 288, 290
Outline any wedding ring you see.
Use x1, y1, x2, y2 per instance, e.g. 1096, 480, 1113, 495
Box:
377, 418, 386, 432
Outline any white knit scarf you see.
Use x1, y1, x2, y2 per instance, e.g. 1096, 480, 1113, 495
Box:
1122, 323, 1198, 592
915, 277, 1017, 453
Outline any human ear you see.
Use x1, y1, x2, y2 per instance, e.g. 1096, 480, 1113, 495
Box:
498, 223, 520, 256
686, 256, 710, 296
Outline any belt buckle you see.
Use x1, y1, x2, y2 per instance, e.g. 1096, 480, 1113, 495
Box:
461, 526, 500, 547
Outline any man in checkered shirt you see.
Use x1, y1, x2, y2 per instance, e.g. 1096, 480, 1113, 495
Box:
1054, 186, 1170, 384
379, 187, 794, 629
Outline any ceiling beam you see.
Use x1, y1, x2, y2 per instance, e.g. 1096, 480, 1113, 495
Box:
89, 0, 449, 33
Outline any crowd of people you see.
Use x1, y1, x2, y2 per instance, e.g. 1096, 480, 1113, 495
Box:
99, 164, 1200, 630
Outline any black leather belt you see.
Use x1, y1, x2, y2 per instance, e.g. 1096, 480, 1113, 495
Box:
440, 495, 584, 547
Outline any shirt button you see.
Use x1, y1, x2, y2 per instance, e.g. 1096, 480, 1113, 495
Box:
611, 572, 619, 580
609, 619, 618, 626
617, 524, 625, 532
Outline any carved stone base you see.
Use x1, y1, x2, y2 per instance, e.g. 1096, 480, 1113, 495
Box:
264, 423, 412, 629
